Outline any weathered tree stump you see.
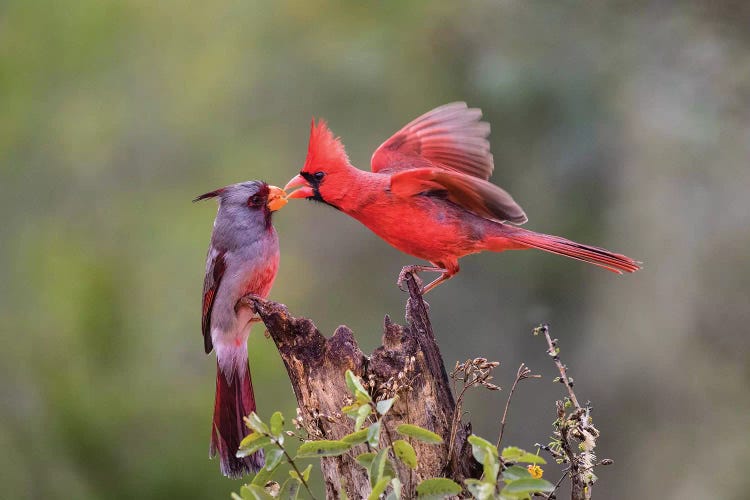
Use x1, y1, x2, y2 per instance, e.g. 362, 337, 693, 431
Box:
250, 273, 480, 499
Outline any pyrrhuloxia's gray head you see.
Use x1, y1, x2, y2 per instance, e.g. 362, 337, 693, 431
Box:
194, 181, 286, 209
194, 181, 287, 230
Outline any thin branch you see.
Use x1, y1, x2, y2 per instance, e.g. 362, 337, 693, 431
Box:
446, 358, 500, 464
535, 324, 599, 500
537, 324, 580, 409
543, 469, 569, 500
446, 382, 471, 464
403, 394, 414, 494
277, 443, 317, 500
496, 363, 540, 450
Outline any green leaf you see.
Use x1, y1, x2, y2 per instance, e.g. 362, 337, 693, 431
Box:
342, 403, 361, 414
376, 397, 396, 416
288, 464, 312, 483
355, 391, 371, 405
265, 448, 285, 471
500, 478, 555, 497
383, 461, 396, 484
342, 428, 369, 445
483, 451, 500, 482
239, 432, 267, 450
345, 370, 372, 403
501, 446, 546, 464
368, 476, 392, 500
500, 446, 523, 460
356, 452, 376, 469
251, 460, 276, 486
270, 411, 284, 437
501, 465, 532, 483
369, 447, 389, 487
517, 453, 545, 465
356, 404, 372, 431
464, 479, 496, 500
237, 435, 272, 458
386, 478, 402, 500
238, 484, 275, 500
278, 477, 301, 500
245, 412, 270, 435
367, 421, 381, 447
392, 439, 417, 469
296, 440, 352, 458
466, 435, 499, 480
415, 478, 462, 498
468, 435, 498, 467
343, 402, 373, 431
395, 424, 443, 444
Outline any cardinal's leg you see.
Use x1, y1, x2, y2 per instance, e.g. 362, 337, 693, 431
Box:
397, 261, 459, 295
420, 261, 459, 295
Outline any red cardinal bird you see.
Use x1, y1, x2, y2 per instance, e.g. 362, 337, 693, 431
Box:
195, 181, 287, 478
284, 102, 640, 293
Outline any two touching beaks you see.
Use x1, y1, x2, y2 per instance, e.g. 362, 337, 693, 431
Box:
193, 185, 289, 212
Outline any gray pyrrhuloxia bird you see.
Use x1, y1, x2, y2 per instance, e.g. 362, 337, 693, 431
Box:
194, 181, 287, 478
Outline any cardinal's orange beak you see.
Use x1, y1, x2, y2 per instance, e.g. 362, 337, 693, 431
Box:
284, 174, 314, 199
266, 185, 288, 211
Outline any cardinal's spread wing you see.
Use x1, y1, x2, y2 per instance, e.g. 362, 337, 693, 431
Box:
370, 102, 494, 180
390, 168, 528, 225
201, 248, 226, 354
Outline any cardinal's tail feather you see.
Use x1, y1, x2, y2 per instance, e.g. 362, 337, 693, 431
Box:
490, 227, 641, 274
210, 360, 263, 478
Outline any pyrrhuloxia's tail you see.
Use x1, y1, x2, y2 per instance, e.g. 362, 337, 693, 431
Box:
210, 361, 264, 478
489, 226, 641, 274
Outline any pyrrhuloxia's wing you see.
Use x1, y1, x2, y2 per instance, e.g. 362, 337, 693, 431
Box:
390, 167, 528, 225
371, 102, 494, 180
201, 248, 226, 354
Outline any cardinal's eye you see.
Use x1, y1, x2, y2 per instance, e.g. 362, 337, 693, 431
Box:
248, 194, 263, 207
313, 171, 325, 181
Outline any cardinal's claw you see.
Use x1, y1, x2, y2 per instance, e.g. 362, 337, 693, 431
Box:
397, 265, 448, 294
397, 267, 423, 292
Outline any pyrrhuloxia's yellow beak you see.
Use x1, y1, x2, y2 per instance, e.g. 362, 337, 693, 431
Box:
266, 185, 288, 211
284, 174, 314, 199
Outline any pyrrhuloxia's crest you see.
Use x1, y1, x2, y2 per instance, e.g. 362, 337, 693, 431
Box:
193, 188, 225, 202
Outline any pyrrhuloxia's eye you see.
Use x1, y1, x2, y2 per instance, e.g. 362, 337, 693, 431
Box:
313, 171, 325, 181
248, 194, 263, 207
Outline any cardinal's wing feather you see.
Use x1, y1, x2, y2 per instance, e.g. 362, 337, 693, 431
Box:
201, 248, 226, 354
390, 168, 528, 225
371, 102, 494, 180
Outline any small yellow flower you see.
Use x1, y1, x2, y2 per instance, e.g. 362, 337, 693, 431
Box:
527, 464, 544, 479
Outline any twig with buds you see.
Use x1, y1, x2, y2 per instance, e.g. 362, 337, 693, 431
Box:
533, 324, 608, 500
536, 324, 579, 409
496, 363, 541, 450
446, 357, 501, 463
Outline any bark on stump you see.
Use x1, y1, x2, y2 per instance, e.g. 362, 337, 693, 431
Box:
250, 273, 480, 499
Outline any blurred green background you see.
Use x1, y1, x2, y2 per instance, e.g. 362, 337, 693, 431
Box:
2, 1, 749, 498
